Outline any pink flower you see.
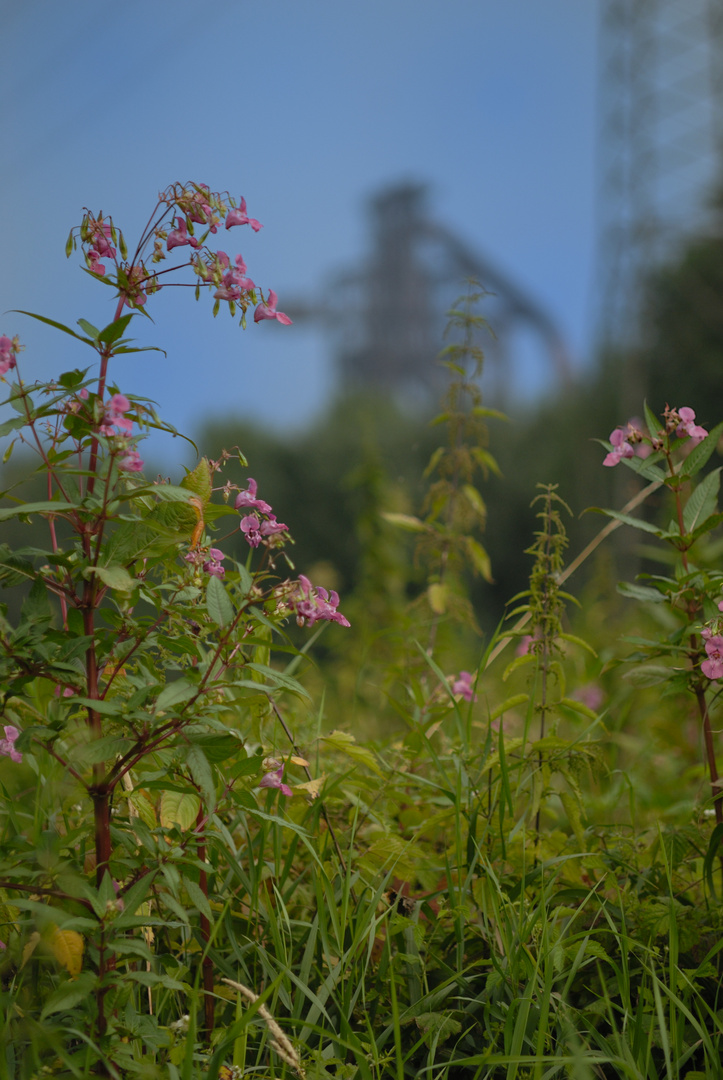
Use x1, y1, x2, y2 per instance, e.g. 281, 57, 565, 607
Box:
450, 671, 477, 702
259, 764, 293, 797
203, 548, 225, 579
167, 217, 200, 252
90, 221, 116, 260
0, 335, 18, 377
235, 479, 273, 515
118, 449, 144, 472
0, 725, 22, 763
603, 427, 636, 467
87, 249, 106, 276
254, 290, 292, 326
225, 197, 263, 233
240, 514, 262, 547
101, 393, 133, 436
291, 575, 350, 628
702, 635, 723, 680
676, 407, 708, 444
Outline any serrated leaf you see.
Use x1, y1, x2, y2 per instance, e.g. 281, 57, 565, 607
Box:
684, 421, 723, 478
181, 458, 213, 508
183, 876, 212, 920
41, 972, 96, 1019
156, 678, 197, 712
622, 664, 671, 687
98, 313, 134, 344
186, 745, 215, 812
683, 468, 720, 534
295, 777, 324, 799
0, 500, 79, 521
321, 730, 384, 777
617, 581, 666, 603
160, 790, 201, 830
586, 507, 663, 535
643, 400, 662, 442
206, 575, 234, 627
83, 564, 135, 592
129, 790, 157, 830
47, 924, 84, 976
13, 309, 96, 346
75, 735, 131, 766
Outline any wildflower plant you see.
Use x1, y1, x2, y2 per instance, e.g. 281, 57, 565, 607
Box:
595, 401, 723, 826
0, 182, 347, 1069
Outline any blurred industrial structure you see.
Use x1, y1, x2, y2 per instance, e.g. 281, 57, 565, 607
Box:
286, 183, 572, 407
596, 0, 723, 346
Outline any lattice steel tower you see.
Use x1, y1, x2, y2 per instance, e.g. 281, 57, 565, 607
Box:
596, 0, 723, 348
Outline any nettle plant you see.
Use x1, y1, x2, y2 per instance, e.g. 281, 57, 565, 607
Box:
0, 183, 347, 1055
597, 403, 723, 826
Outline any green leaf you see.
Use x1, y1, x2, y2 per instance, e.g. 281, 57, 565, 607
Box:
0, 416, 26, 439
183, 876, 212, 919
12, 310, 96, 345
83, 564, 135, 592
160, 790, 201, 830
617, 581, 666, 603
586, 507, 663, 536
41, 972, 96, 1019
381, 511, 427, 532
558, 632, 598, 657
462, 483, 486, 517
488, 694, 529, 722
0, 500, 79, 521
683, 468, 720, 534
206, 575, 235, 627
683, 421, 723, 479
98, 313, 134, 344
185, 745, 216, 811
156, 678, 197, 712
558, 697, 598, 720
76, 319, 100, 340
466, 537, 493, 581
321, 730, 384, 777
181, 458, 213, 508
643, 400, 662, 442
621, 664, 671, 687
74, 736, 132, 766
244, 662, 311, 700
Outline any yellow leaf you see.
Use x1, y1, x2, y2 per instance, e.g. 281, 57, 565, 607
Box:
427, 583, 447, 614
129, 789, 157, 829
21, 931, 40, 969
47, 925, 84, 976
295, 777, 325, 799
160, 790, 201, 830
290, 755, 310, 767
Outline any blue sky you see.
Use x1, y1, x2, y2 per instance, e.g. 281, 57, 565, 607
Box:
1, 0, 597, 465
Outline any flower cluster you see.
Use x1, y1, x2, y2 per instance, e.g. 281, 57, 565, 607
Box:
701, 601, 723, 680
603, 407, 709, 467
450, 670, 477, 702
0, 335, 20, 377
184, 547, 226, 579
73, 183, 291, 329
85, 217, 116, 276
98, 393, 144, 472
289, 575, 350, 628
0, 725, 22, 763
235, 479, 288, 548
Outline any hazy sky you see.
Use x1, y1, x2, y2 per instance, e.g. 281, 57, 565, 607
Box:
1, 0, 598, 464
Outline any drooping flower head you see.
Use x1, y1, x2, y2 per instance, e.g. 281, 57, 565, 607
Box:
450, 671, 477, 702
0, 335, 20, 377
254, 290, 292, 326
